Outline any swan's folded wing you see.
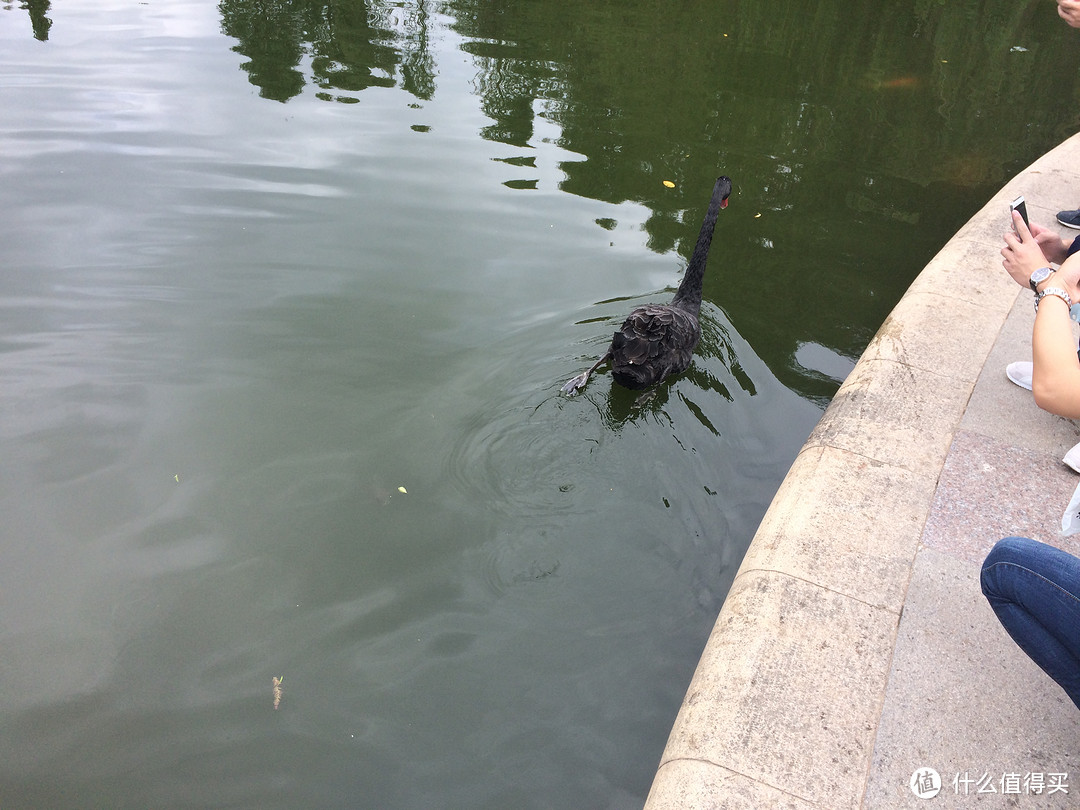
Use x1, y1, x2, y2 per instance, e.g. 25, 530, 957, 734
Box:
612, 306, 697, 364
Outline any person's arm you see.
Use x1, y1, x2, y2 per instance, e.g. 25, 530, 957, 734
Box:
1002, 211, 1080, 417
1031, 292, 1080, 417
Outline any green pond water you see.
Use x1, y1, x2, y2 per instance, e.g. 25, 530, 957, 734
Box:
2, 0, 1079, 806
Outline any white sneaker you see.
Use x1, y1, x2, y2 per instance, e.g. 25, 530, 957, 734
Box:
1064, 442, 1080, 474
1006, 361, 1033, 391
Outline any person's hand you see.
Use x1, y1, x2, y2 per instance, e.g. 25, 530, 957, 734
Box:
1027, 221, 1070, 264
1059, 0, 1080, 28
1003, 211, 1054, 286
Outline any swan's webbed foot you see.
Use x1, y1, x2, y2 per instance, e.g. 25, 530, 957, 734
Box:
561, 372, 590, 395
561, 353, 610, 396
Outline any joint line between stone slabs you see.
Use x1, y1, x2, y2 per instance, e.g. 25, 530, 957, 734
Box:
843, 353, 984, 389
732, 567, 909, 616
656, 756, 822, 807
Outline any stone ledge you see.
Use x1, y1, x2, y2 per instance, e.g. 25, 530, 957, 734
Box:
737, 444, 932, 614
653, 570, 896, 809
804, 356, 971, 478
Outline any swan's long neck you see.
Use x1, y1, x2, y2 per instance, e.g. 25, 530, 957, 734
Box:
671, 177, 728, 313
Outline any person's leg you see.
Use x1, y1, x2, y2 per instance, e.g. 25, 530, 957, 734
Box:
981, 537, 1080, 709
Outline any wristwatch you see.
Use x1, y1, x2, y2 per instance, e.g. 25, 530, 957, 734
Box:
1029, 266, 1056, 292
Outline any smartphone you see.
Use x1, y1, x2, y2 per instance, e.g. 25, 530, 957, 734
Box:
1010, 195, 1030, 231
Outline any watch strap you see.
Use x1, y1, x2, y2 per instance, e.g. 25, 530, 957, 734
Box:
1035, 286, 1073, 311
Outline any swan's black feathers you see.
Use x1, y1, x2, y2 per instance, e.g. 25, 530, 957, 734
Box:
609, 305, 700, 390
561, 175, 731, 396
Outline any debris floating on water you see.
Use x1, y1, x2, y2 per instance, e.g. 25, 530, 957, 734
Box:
273, 676, 284, 710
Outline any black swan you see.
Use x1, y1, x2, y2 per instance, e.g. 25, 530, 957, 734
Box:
561, 175, 732, 394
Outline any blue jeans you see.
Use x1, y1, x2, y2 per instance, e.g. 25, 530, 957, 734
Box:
981, 537, 1080, 709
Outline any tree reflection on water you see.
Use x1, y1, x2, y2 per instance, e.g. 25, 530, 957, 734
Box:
219, 0, 434, 103
17, 0, 52, 41
209, 0, 1080, 403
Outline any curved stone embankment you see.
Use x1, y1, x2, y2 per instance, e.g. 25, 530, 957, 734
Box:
644, 133, 1080, 808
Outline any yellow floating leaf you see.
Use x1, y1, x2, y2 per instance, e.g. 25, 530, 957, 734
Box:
397, 486, 407, 494
662, 180, 675, 188
754, 213, 762, 218
174, 474, 180, 483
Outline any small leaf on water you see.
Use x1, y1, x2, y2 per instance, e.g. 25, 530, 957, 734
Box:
662, 180, 675, 188
398, 486, 407, 494
273, 676, 284, 710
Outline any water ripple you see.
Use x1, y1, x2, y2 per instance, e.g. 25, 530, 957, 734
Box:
474, 527, 567, 600
444, 395, 604, 520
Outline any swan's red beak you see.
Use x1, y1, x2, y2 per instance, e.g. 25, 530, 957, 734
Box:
721, 199, 728, 209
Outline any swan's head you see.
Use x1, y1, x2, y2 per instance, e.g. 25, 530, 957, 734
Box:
716, 176, 733, 209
